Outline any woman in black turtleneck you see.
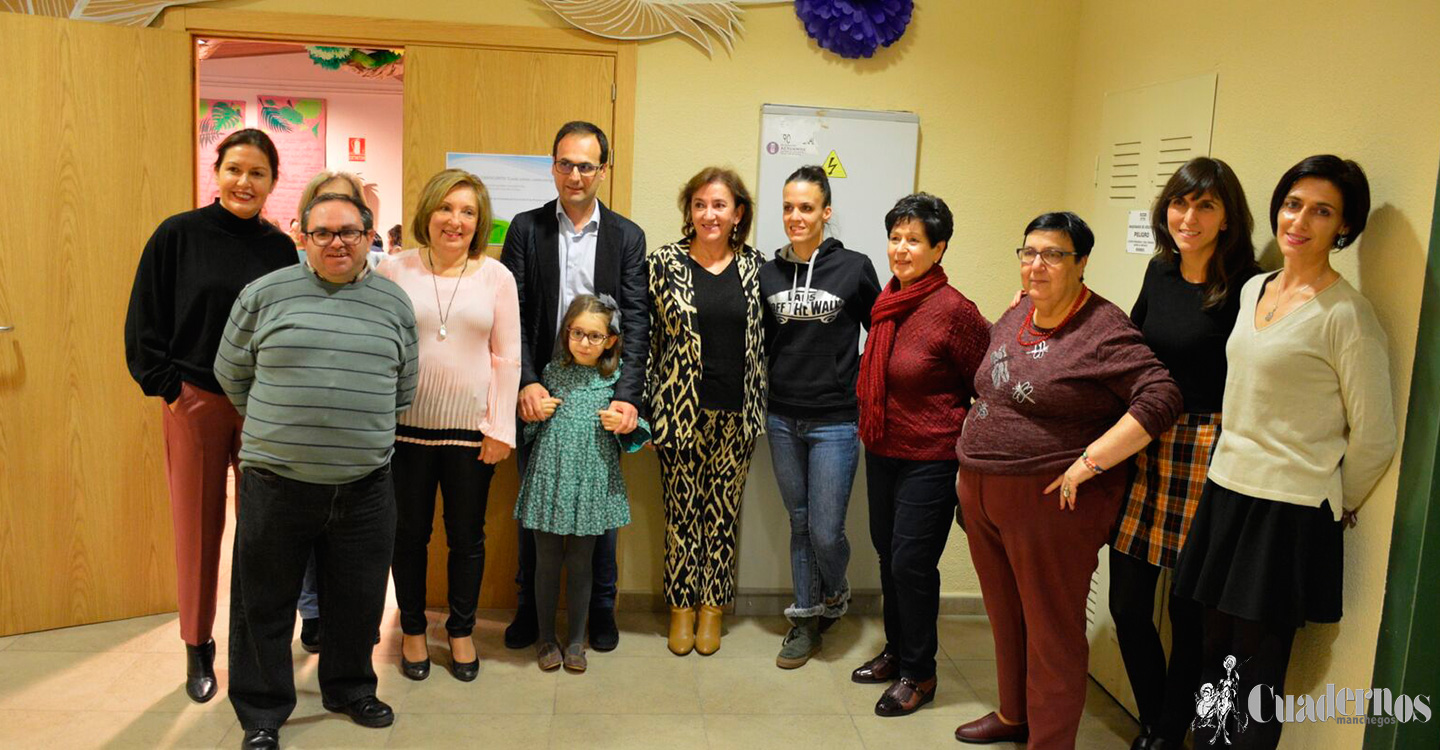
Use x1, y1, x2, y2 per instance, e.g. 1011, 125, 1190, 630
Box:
124, 129, 296, 704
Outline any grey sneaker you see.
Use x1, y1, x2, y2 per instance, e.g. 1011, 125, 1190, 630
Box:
775, 617, 821, 669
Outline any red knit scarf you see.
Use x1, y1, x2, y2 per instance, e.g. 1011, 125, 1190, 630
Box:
858, 265, 950, 446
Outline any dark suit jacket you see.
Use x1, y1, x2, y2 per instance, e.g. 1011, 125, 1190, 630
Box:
500, 199, 649, 406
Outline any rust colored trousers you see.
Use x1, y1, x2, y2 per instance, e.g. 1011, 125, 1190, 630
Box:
957, 466, 1128, 750
161, 382, 243, 646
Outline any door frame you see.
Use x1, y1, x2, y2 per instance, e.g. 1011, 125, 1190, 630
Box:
1365, 152, 1440, 750
159, 7, 638, 216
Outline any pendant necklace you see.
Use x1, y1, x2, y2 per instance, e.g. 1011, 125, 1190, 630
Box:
1264, 272, 1317, 323
429, 248, 468, 341
1017, 286, 1088, 347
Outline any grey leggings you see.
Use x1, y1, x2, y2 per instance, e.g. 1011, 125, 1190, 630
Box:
534, 531, 599, 648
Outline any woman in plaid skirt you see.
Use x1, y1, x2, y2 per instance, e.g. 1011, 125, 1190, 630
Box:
1108, 157, 1260, 750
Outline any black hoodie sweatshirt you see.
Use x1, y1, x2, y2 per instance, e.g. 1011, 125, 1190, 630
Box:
760, 237, 882, 421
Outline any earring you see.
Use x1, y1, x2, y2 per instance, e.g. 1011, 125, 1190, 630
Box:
729, 225, 740, 246
1334, 235, 1348, 249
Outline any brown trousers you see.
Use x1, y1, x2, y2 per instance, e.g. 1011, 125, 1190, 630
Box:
161, 382, 243, 646
957, 466, 1127, 750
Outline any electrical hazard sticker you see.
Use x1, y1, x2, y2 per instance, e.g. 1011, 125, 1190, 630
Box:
823, 150, 848, 178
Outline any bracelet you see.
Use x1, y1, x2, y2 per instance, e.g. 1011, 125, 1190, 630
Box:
1080, 449, 1105, 474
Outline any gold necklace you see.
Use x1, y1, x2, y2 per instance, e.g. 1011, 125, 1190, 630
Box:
1264, 272, 1320, 322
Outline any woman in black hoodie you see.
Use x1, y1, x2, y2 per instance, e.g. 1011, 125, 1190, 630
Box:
760, 166, 881, 668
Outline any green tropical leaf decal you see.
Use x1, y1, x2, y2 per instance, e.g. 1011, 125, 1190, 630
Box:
311, 123, 320, 138
260, 104, 294, 133
294, 99, 322, 120
210, 101, 242, 131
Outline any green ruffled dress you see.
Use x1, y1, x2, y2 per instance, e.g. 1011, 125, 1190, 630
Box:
514, 360, 650, 536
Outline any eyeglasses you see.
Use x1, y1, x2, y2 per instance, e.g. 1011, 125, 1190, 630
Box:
305, 228, 368, 246
554, 159, 604, 177
1016, 247, 1080, 266
568, 328, 610, 346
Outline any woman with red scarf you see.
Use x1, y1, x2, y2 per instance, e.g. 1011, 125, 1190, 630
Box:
850, 193, 989, 716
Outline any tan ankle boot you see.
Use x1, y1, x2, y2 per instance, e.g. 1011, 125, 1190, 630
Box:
695, 605, 723, 655
668, 606, 696, 655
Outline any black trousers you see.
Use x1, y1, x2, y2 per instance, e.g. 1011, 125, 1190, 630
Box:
228, 465, 395, 731
513, 423, 618, 612
390, 442, 496, 637
1193, 608, 1297, 750
865, 452, 957, 681
1108, 547, 1204, 743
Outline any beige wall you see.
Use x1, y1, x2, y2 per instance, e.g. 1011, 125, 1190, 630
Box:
1062, 1, 1440, 747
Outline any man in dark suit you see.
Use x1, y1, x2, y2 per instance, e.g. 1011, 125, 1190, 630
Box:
499, 121, 649, 651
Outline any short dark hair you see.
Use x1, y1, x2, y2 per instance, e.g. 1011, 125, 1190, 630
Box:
214, 128, 280, 179
302, 192, 373, 233
679, 167, 755, 248
1152, 157, 1259, 310
556, 294, 622, 378
552, 121, 610, 166
785, 165, 832, 208
1023, 211, 1094, 258
884, 193, 953, 247
1269, 155, 1370, 249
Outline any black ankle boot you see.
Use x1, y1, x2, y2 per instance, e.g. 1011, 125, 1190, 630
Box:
185, 639, 218, 703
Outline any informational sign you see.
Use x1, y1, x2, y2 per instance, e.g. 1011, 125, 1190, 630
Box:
445, 152, 557, 245
196, 98, 246, 207
348, 137, 366, 162
258, 95, 327, 230
1126, 209, 1154, 254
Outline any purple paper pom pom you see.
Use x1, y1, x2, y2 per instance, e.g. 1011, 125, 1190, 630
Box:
794, 0, 913, 59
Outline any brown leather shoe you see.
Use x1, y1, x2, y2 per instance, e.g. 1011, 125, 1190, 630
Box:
536, 642, 562, 672
954, 712, 1029, 744
874, 676, 936, 716
695, 605, 723, 655
850, 651, 900, 683
667, 606, 696, 656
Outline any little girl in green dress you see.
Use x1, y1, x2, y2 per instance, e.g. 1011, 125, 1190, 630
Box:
514, 294, 649, 673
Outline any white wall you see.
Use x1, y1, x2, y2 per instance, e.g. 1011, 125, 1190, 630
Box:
198, 51, 404, 236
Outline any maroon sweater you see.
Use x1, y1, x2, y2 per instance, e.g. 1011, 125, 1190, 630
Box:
859, 284, 989, 461
956, 292, 1182, 475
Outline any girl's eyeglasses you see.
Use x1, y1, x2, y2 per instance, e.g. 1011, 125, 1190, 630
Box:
568, 328, 610, 346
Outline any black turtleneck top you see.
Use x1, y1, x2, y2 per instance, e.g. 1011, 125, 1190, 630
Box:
124, 200, 297, 400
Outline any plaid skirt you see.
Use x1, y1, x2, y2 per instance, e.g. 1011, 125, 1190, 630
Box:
1111, 412, 1220, 569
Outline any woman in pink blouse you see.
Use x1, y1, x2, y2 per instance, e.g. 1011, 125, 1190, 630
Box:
377, 169, 521, 682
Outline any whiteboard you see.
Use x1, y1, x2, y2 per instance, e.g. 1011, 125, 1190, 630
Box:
736, 105, 920, 601
754, 104, 920, 279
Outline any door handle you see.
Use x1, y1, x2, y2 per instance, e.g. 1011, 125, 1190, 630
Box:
0, 325, 12, 332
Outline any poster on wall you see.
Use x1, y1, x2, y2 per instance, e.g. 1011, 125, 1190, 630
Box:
196, 99, 246, 208
258, 95, 327, 231
445, 152, 556, 245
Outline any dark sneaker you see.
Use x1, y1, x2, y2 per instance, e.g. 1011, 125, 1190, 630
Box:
505, 603, 538, 650
589, 608, 619, 652
299, 617, 321, 654
775, 617, 821, 669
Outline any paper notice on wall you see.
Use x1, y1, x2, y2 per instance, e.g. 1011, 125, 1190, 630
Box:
196, 99, 246, 208
258, 95, 327, 230
763, 116, 819, 157
446, 152, 557, 245
1126, 210, 1153, 254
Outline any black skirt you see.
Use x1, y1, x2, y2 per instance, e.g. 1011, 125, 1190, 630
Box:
1172, 480, 1343, 628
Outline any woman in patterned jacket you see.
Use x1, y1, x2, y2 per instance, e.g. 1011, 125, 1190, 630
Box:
647, 166, 767, 657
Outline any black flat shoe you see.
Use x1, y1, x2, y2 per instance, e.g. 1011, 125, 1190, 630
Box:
241, 727, 279, 749
299, 618, 320, 654
400, 651, 430, 681
589, 608, 619, 652
322, 694, 394, 728
450, 657, 479, 682
504, 603, 538, 650
850, 650, 900, 684
185, 639, 218, 703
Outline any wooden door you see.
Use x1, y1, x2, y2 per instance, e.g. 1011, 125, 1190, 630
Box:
0, 13, 192, 635
401, 45, 616, 608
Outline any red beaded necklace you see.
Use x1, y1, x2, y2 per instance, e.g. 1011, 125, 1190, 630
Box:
1016, 286, 1089, 346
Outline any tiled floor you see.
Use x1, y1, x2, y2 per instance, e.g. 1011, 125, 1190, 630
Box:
0, 606, 1139, 749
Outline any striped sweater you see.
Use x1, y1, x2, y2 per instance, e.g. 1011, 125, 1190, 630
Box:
215, 264, 419, 484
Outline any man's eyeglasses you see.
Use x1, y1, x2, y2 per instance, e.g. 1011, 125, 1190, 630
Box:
554, 159, 605, 177
567, 328, 610, 346
1016, 247, 1080, 266
305, 228, 368, 246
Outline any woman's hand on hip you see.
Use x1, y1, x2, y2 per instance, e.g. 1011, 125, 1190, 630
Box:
1045, 458, 1094, 511
479, 436, 511, 464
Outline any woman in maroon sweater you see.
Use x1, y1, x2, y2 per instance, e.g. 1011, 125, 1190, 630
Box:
851, 193, 989, 717
952, 212, 1182, 749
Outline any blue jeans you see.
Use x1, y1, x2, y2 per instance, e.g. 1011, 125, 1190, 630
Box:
766, 414, 860, 620
297, 554, 319, 620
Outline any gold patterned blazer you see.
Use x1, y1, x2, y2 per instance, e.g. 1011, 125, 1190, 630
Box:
645, 238, 768, 448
